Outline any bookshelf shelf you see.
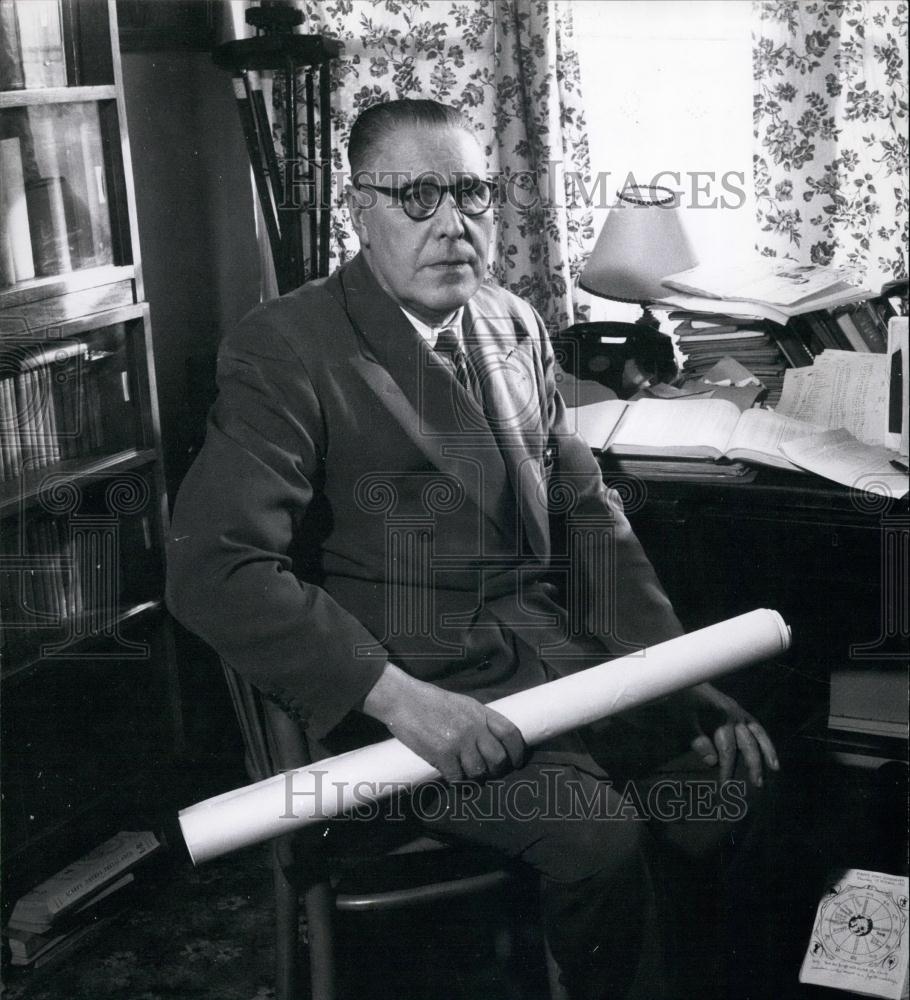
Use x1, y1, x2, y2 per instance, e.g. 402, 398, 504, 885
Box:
0, 0, 180, 903
1, 597, 162, 684
0, 447, 158, 518
0, 84, 118, 108
0, 265, 136, 312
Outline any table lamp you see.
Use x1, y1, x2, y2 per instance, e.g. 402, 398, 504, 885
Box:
578, 184, 697, 387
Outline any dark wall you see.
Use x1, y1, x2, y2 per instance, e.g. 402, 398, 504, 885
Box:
120, 49, 260, 502
120, 50, 261, 758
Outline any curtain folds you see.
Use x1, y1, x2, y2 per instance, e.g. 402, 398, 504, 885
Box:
266, 0, 593, 331
752, 0, 908, 281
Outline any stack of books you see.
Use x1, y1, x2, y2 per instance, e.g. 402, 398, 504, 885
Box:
3, 830, 161, 968
670, 313, 788, 406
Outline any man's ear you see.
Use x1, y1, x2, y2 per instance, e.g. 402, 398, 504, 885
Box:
345, 185, 370, 247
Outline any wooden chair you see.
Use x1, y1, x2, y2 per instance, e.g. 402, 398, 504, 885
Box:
221, 661, 569, 1000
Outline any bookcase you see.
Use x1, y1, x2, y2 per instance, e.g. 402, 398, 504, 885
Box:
0, 0, 181, 901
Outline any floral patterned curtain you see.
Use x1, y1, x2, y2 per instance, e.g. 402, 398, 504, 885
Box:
752, 0, 908, 281
271, 0, 594, 332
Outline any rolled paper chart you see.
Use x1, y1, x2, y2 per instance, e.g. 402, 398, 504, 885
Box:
180, 608, 790, 864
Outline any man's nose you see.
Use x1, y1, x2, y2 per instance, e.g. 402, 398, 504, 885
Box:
433, 192, 466, 238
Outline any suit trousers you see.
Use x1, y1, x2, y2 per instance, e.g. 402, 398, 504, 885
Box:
406, 720, 764, 1000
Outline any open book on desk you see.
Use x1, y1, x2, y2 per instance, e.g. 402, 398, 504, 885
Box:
570, 397, 820, 471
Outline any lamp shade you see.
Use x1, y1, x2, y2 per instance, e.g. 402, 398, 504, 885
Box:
579, 184, 697, 303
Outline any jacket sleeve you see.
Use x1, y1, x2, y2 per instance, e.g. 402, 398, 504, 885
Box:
166, 303, 387, 742
536, 312, 684, 652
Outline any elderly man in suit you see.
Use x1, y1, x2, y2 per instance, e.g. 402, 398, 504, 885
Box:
167, 99, 777, 999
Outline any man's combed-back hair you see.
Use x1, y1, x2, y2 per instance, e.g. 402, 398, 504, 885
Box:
347, 99, 476, 178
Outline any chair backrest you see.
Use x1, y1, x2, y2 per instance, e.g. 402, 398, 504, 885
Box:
218, 659, 569, 1000
220, 659, 310, 779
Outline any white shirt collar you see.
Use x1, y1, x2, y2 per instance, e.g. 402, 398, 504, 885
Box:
400, 306, 464, 349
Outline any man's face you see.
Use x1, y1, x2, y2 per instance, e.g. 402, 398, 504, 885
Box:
348, 125, 493, 325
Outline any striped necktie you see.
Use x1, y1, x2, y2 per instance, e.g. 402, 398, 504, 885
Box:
434, 325, 473, 396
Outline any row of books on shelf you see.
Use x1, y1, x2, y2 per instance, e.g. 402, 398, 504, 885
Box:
0, 1, 68, 91
787, 295, 902, 359
1, 126, 114, 286
0, 515, 87, 633
0, 338, 124, 484
3, 831, 162, 968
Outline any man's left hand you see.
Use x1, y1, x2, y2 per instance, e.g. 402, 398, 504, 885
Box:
675, 683, 779, 787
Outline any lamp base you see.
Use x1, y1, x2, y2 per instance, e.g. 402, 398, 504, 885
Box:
624, 307, 678, 391
635, 304, 661, 330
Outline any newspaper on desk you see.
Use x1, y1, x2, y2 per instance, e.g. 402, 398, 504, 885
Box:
799, 868, 909, 1000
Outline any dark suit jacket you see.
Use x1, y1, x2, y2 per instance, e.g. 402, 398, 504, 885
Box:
166, 253, 682, 756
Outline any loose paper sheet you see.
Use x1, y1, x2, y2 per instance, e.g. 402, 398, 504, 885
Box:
799, 868, 909, 999
782, 428, 909, 499
725, 409, 824, 471
776, 351, 889, 447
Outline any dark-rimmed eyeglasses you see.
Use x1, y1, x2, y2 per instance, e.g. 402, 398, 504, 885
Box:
354, 176, 495, 221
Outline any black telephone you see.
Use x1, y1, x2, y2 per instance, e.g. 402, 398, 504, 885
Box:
554, 321, 678, 398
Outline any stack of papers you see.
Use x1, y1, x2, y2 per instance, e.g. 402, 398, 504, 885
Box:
659, 259, 876, 323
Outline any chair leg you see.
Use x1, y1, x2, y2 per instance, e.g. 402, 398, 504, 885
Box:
303, 880, 337, 1000
544, 932, 570, 1000
272, 848, 301, 1000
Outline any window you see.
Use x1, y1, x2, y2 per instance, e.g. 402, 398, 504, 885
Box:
573, 1, 756, 319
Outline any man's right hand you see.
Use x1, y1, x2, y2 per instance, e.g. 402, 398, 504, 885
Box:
361, 663, 526, 783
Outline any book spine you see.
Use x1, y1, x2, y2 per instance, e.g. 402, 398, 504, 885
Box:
804, 311, 841, 351
45, 832, 159, 915
0, 0, 26, 90
0, 376, 15, 479
25, 176, 72, 277
852, 301, 888, 352
25, 519, 51, 620
0, 136, 36, 283
36, 365, 60, 464
786, 315, 823, 357
15, 0, 66, 89
832, 310, 868, 351
79, 121, 112, 266
771, 321, 815, 367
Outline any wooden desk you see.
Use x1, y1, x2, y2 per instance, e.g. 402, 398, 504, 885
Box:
599, 463, 909, 750
601, 466, 908, 998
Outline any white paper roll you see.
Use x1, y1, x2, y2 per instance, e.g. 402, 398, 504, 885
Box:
179, 609, 790, 864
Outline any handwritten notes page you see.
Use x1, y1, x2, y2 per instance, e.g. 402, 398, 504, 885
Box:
725, 408, 823, 471
776, 350, 889, 447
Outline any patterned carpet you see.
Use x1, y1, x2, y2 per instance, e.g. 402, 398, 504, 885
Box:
1, 842, 545, 1000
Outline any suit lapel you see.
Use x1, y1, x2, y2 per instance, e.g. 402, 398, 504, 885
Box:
329, 255, 551, 560
329, 256, 511, 530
